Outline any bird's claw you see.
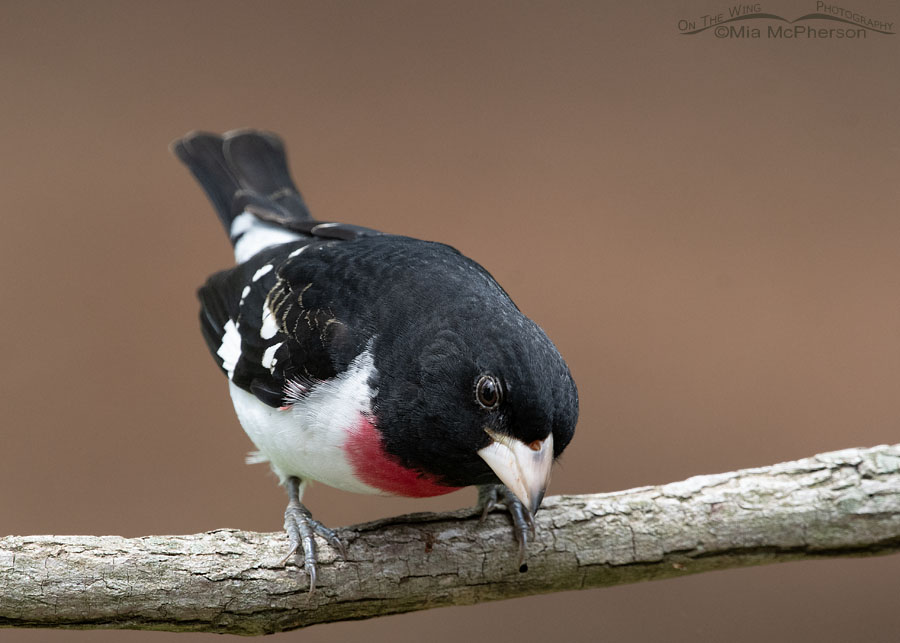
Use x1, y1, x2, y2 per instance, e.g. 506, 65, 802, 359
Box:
477, 484, 536, 572
281, 498, 345, 595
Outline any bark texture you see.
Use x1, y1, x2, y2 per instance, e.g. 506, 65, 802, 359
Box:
2, 443, 899, 635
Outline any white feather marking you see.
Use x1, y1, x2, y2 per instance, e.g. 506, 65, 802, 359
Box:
262, 341, 282, 371
288, 246, 307, 258
283, 377, 312, 405
217, 319, 242, 380
239, 286, 251, 305
230, 212, 256, 237
260, 303, 279, 339
230, 212, 302, 264
245, 450, 269, 465
228, 348, 381, 492
252, 264, 273, 281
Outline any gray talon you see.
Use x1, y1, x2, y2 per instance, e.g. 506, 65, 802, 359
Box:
281, 476, 345, 594
477, 483, 536, 571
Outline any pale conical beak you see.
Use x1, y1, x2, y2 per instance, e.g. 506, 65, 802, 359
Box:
477, 430, 554, 515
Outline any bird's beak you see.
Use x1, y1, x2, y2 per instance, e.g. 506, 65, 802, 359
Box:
477, 430, 554, 515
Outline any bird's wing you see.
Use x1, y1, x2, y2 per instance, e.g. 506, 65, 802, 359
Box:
198, 231, 376, 408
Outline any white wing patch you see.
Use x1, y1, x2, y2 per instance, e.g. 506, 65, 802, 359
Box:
217, 319, 242, 380
230, 212, 302, 264
228, 348, 382, 493
261, 341, 283, 371
252, 264, 273, 281
260, 303, 280, 339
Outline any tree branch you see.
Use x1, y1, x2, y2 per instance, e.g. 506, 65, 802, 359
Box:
2, 444, 899, 635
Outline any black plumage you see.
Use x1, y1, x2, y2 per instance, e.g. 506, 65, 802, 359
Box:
174, 129, 579, 589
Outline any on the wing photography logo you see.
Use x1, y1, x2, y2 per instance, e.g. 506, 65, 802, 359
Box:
678, 2, 895, 38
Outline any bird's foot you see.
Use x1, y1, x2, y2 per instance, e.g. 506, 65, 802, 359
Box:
477, 484, 536, 573
280, 478, 346, 594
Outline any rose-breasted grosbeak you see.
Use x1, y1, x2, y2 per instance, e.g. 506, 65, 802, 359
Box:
172, 130, 578, 592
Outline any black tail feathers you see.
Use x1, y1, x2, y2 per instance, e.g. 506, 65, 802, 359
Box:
171, 129, 313, 235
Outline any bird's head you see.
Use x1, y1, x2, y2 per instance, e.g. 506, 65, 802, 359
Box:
372, 308, 578, 515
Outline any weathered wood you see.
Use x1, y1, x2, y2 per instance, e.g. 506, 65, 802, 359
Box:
2, 444, 899, 635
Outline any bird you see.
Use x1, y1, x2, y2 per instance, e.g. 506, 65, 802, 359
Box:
172, 129, 579, 592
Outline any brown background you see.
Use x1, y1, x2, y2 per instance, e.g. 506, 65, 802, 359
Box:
2, 1, 899, 641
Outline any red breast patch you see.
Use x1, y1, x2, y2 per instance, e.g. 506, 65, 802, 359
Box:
344, 415, 462, 497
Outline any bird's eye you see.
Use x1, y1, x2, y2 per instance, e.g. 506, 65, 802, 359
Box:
475, 374, 502, 409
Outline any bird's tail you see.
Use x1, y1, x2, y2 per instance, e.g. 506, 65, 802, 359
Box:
171, 129, 313, 243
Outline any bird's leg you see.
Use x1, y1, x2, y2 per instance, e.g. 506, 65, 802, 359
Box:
280, 476, 346, 594
477, 483, 536, 573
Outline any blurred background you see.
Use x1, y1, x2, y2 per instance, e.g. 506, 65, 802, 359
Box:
1, 1, 898, 641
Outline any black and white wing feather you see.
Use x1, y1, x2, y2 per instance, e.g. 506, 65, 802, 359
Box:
177, 130, 381, 408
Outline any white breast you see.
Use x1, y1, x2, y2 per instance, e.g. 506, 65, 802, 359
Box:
228, 348, 383, 495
